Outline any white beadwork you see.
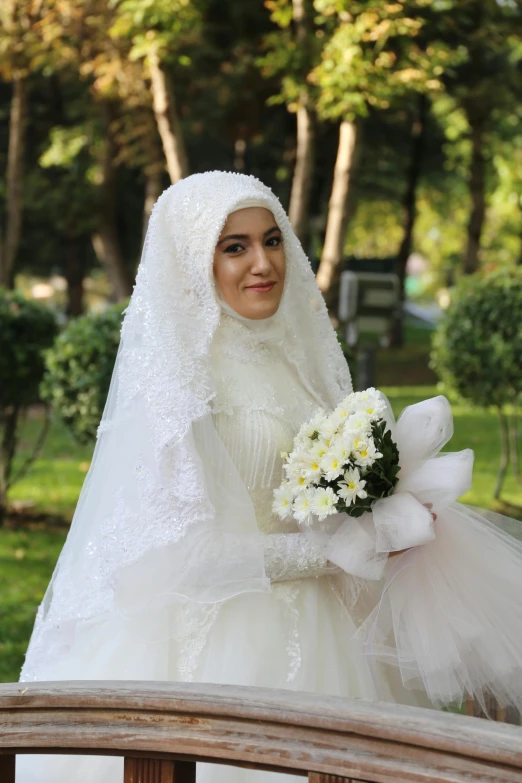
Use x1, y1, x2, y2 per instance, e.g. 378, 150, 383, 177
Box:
21, 172, 352, 684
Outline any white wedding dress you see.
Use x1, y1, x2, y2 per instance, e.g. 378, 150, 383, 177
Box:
17, 310, 396, 783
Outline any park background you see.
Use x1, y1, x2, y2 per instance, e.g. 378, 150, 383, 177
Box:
0, 0, 522, 684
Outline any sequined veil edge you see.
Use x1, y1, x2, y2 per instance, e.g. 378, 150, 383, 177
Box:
21, 171, 353, 683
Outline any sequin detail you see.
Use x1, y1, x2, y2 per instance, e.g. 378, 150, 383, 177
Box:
21, 171, 352, 684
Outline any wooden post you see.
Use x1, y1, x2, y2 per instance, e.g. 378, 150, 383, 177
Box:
124, 758, 196, 783
465, 694, 520, 725
0, 754, 16, 783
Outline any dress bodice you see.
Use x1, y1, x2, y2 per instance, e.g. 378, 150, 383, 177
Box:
211, 312, 319, 533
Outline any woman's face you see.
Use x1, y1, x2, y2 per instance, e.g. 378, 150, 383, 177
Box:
213, 207, 285, 320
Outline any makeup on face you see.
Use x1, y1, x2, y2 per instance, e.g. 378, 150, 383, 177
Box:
213, 207, 286, 320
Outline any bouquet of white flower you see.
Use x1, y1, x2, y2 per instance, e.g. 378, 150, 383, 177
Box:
273, 388, 400, 524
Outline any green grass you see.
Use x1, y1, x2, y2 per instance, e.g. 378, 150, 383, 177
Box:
0, 527, 65, 682
1, 368, 521, 683
1, 415, 91, 682
9, 412, 93, 519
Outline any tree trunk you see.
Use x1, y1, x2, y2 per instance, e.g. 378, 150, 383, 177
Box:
509, 403, 520, 481
316, 120, 358, 295
494, 408, 510, 500
0, 406, 20, 525
389, 94, 428, 347
464, 115, 486, 275
288, 99, 315, 247
92, 104, 133, 301
149, 50, 189, 184
142, 168, 163, 248
63, 237, 86, 316
288, 0, 315, 248
0, 75, 28, 288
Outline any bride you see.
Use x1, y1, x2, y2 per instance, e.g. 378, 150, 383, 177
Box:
17, 171, 522, 782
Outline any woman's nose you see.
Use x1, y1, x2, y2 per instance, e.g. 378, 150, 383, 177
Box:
250, 244, 272, 274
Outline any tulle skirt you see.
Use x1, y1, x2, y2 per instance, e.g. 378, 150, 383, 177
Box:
16, 575, 405, 783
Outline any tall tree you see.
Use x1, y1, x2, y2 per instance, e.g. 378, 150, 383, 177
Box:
91, 103, 133, 299
0, 1, 37, 286
312, 0, 457, 298
110, 0, 207, 184
438, 0, 522, 274
260, 0, 321, 245
390, 92, 428, 344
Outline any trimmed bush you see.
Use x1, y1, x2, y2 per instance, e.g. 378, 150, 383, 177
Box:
0, 290, 58, 408
41, 303, 126, 444
0, 289, 58, 520
431, 269, 522, 498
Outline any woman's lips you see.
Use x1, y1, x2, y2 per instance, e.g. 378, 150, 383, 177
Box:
246, 282, 276, 293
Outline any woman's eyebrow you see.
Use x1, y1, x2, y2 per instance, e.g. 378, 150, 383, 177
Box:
218, 226, 281, 245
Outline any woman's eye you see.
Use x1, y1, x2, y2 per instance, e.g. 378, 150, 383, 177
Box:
266, 235, 282, 247
224, 243, 244, 254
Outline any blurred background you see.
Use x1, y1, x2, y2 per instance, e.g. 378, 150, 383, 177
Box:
1, 0, 522, 681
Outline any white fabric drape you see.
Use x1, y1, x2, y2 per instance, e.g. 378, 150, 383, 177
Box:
20, 172, 353, 685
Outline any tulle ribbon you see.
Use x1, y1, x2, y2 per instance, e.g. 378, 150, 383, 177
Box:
327, 395, 522, 710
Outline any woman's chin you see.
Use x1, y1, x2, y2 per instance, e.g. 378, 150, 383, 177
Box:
243, 301, 281, 319
228, 294, 282, 320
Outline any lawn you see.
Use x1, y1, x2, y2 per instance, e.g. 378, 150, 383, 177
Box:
1, 361, 521, 683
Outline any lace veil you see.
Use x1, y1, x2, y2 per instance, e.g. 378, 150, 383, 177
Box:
21, 171, 352, 680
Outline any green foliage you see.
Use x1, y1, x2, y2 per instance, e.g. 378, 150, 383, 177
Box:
41, 303, 125, 443
431, 269, 522, 409
110, 0, 205, 63
0, 289, 58, 409
311, 0, 464, 121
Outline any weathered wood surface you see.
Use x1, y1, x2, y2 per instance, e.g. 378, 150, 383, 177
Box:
1, 681, 521, 783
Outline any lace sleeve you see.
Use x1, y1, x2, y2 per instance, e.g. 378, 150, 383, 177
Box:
264, 533, 340, 582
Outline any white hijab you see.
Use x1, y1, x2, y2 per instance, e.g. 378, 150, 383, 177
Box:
21, 171, 352, 680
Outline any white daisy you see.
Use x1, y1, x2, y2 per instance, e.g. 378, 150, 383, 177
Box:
288, 472, 310, 494
311, 486, 337, 521
272, 483, 295, 519
293, 489, 313, 525
337, 467, 367, 505
298, 409, 328, 441
300, 451, 323, 482
345, 410, 372, 436
317, 414, 340, 443
353, 441, 383, 469
320, 447, 346, 482
353, 389, 386, 419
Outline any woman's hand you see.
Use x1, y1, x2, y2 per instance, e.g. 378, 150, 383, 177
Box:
389, 503, 437, 558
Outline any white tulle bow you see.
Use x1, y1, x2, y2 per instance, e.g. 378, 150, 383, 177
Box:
327, 396, 474, 580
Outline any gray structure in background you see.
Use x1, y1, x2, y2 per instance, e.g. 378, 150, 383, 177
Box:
338, 270, 401, 390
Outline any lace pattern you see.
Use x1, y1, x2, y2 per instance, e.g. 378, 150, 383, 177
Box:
21, 172, 352, 684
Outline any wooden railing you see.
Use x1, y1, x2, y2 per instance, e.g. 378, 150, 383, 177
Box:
1, 681, 522, 782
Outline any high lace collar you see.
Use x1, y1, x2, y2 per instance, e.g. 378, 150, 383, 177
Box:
217, 298, 286, 348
